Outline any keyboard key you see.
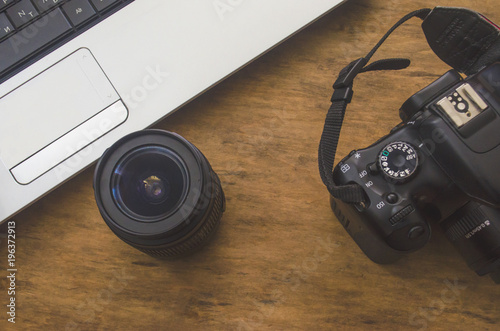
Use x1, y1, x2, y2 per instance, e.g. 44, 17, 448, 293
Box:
63, 0, 96, 26
0, 0, 15, 11
33, 0, 64, 13
90, 0, 119, 12
0, 13, 14, 39
6, 0, 40, 28
0, 8, 72, 74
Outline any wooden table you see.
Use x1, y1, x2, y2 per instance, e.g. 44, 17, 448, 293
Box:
2, 0, 499, 329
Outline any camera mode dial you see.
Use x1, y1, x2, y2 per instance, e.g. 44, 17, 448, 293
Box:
378, 142, 418, 182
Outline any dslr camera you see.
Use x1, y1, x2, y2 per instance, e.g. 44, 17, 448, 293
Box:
331, 62, 500, 283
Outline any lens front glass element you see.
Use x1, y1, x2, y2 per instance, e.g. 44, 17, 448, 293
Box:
111, 146, 188, 220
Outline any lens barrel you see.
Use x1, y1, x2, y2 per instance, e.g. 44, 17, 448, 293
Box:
94, 130, 225, 258
441, 201, 500, 283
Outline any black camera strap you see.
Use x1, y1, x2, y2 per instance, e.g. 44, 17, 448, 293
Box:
318, 7, 500, 203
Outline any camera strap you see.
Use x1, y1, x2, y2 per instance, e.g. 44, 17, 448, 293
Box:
318, 7, 500, 203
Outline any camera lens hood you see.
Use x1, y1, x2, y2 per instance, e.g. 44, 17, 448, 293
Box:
94, 129, 225, 257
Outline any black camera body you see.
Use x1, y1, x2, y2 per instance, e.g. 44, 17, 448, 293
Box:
331, 63, 500, 281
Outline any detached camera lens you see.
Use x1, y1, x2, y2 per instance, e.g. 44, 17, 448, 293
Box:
94, 130, 225, 258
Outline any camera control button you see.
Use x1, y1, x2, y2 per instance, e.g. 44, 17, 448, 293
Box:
378, 142, 418, 182
408, 226, 426, 240
386, 193, 399, 204
368, 163, 379, 175
389, 204, 415, 225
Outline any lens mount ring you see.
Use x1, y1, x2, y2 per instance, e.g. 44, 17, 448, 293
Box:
441, 201, 500, 281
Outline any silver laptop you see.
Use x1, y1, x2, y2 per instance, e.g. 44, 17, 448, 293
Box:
0, 0, 346, 224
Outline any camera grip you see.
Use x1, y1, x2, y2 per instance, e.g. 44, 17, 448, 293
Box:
331, 197, 403, 264
331, 194, 431, 264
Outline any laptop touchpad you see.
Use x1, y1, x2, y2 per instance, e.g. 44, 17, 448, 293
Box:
0, 48, 128, 184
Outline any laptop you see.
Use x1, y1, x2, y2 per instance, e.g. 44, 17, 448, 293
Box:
0, 0, 347, 224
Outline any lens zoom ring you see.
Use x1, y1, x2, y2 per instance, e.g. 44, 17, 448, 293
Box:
444, 205, 486, 242
137, 170, 224, 258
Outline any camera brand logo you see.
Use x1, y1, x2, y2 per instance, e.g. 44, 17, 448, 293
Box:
465, 220, 491, 239
213, 0, 244, 21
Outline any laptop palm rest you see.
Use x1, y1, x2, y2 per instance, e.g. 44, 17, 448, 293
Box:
0, 48, 128, 184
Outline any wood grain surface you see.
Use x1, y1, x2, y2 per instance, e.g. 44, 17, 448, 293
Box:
1, 0, 500, 330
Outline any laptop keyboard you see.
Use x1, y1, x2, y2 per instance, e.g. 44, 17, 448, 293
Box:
0, 0, 134, 83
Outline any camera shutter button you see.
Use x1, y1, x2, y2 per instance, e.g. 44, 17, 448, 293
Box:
408, 226, 426, 240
